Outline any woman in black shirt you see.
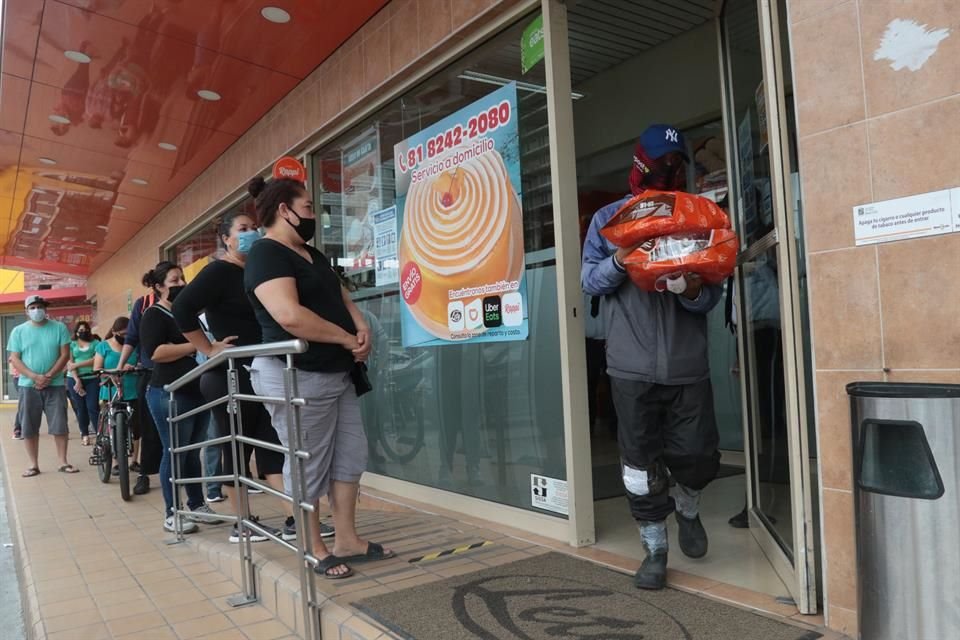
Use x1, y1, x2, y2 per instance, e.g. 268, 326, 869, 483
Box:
173, 210, 315, 545
140, 262, 225, 534
244, 176, 393, 579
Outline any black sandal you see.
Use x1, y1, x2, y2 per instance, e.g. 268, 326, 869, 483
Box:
337, 542, 396, 564
315, 555, 353, 580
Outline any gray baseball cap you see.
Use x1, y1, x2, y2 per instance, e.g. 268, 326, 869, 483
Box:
24, 295, 49, 309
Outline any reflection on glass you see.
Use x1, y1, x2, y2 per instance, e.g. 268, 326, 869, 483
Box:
725, 0, 774, 249
740, 247, 793, 553
355, 266, 565, 510
309, 17, 566, 512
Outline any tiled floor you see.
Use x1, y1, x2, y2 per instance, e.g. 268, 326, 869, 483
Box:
0, 411, 296, 640
2, 408, 850, 640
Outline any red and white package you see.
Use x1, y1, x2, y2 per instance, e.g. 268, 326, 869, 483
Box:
622, 229, 739, 292
601, 190, 731, 248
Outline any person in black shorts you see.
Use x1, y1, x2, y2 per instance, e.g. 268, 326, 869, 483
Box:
173, 209, 331, 544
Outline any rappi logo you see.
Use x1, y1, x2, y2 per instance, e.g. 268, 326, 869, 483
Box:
272, 157, 306, 183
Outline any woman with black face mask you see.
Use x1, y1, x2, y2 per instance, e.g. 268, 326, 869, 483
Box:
139, 262, 225, 534
245, 176, 392, 580
66, 321, 100, 446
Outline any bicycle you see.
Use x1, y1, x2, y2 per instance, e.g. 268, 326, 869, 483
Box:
87, 368, 149, 501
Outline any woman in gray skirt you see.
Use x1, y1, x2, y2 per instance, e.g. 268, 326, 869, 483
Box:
243, 175, 394, 580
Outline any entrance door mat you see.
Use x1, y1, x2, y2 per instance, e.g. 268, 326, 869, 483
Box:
356, 552, 821, 640
593, 463, 746, 501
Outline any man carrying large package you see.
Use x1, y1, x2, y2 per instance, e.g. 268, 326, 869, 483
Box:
581, 124, 728, 590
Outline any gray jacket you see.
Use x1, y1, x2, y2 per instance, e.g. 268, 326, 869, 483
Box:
581, 196, 721, 385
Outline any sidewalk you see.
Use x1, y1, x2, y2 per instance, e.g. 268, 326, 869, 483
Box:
1, 407, 849, 639
0, 408, 295, 640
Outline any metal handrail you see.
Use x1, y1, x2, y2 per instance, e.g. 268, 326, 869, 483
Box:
163, 339, 307, 393
163, 340, 322, 640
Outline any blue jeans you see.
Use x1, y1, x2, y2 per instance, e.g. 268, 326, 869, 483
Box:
203, 416, 222, 499
146, 385, 207, 516
67, 377, 100, 437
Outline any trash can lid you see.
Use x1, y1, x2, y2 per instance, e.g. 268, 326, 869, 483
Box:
846, 382, 960, 398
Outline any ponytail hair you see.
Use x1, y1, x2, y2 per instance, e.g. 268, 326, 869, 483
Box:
141, 261, 179, 291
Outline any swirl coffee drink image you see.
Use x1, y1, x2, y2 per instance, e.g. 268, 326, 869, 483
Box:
399, 145, 524, 340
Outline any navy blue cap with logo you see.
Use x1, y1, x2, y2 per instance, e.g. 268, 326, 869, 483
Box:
640, 124, 688, 160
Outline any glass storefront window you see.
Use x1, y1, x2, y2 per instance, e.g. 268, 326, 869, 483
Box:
309, 16, 566, 513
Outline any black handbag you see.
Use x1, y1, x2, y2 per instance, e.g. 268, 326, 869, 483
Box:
351, 362, 372, 397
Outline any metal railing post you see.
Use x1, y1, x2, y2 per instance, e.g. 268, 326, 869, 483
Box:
168, 391, 184, 545
285, 355, 319, 640
226, 358, 258, 607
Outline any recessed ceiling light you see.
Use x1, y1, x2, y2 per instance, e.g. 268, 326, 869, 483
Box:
197, 89, 221, 101
38, 157, 57, 165
64, 50, 91, 64
131, 178, 149, 186
48, 114, 71, 125
85, 240, 98, 245
96, 225, 109, 230
158, 142, 177, 151
261, 7, 291, 23
112, 204, 127, 210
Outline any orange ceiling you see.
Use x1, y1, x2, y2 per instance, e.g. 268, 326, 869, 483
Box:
0, 0, 388, 277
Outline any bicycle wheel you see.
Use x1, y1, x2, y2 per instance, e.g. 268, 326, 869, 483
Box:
97, 412, 112, 484
114, 412, 131, 501
379, 389, 425, 464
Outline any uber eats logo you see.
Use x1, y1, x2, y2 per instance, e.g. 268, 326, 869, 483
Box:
482, 296, 502, 328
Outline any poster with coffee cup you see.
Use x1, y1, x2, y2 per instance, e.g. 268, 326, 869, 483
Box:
394, 83, 529, 347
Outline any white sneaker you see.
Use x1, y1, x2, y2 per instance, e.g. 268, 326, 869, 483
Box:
164, 515, 199, 534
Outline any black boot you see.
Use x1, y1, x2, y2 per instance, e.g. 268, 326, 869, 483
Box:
134, 474, 150, 495
676, 512, 708, 558
634, 552, 668, 590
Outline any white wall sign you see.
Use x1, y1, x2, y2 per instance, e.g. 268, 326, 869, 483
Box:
530, 474, 568, 515
853, 188, 960, 246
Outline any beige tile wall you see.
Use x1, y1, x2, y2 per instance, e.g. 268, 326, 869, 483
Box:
788, 0, 960, 635
87, 0, 516, 326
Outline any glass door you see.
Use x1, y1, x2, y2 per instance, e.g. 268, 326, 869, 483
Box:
720, 0, 817, 612
2, 314, 27, 400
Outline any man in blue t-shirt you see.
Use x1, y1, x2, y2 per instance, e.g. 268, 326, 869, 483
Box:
7, 295, 74, 476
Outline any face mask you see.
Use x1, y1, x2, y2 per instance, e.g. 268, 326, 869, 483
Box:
166, 285, 185, 303
285, 208, 316, 243
115, 335, 125, 345
27, 308, 46, 323
78, 330, 91, 340
236, 230, 260, 255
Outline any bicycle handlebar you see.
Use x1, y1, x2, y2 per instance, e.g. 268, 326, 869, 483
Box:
77, 368, 151, 380
95, 368, 151, 376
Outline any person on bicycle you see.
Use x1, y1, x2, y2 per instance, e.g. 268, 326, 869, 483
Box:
245, 176, 393, 580
173, 209, 306, 544
94, 317, 142, 476
139, 262, 225, 534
